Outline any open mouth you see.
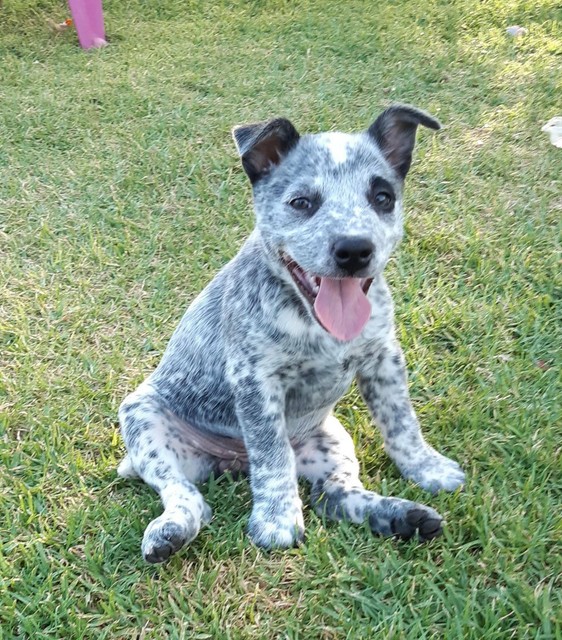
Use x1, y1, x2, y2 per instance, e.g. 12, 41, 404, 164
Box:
281, 252, 373, 342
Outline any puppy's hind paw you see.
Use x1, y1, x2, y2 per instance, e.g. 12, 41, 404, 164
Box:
117, 455, 139, 479
141, 509, 204, 563
368, 498, 443, 542
392, 507, 443, 541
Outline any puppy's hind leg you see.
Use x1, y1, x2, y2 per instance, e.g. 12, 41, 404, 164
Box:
117, 454, 139, 479
296, 415, 443, 542
119, 385, 213, 563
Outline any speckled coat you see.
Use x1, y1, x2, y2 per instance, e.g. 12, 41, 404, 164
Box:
118, 104, 465, 563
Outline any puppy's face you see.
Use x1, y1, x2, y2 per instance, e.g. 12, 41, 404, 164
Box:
233, 105, 440, 341
251, 130, 405, 278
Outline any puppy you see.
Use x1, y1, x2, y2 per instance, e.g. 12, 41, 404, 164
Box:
118, 104, 465, 563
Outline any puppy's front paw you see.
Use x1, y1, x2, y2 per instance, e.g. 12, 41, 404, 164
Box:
399, 446, 465, 493
248, 497, 305, 549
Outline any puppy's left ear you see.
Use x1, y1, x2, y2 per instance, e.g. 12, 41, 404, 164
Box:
232, 118, 300, 184
368, 104, 441, 179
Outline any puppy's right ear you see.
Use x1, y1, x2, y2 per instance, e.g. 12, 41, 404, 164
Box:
368, 104, 441, 179
232, 118, 300, 184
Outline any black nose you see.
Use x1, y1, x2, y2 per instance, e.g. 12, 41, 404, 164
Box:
333, 237, 375, 274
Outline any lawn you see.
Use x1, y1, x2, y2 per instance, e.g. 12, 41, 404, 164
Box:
0, 0, 561, 638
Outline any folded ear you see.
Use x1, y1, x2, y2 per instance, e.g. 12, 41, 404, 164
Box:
368, 104, 441, 179
232, 118, 300, 183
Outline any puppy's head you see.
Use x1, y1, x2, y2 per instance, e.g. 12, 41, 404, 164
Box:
233, 105, 440, 341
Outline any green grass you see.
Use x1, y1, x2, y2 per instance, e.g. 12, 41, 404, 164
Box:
1, 0, 561, 637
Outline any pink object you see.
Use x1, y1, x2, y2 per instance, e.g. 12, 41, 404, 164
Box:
67, 0, 107, 49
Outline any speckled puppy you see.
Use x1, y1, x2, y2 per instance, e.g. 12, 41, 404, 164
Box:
118, 104, 465, 563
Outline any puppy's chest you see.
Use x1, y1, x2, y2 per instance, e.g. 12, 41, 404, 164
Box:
282, 356, 356, 417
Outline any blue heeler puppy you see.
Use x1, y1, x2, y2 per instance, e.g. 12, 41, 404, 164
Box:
118, 104, 465, 563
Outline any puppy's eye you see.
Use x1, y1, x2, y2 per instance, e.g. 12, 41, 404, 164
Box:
289, 197, 313, 210
373, 191, 394, 211
367, 177, 396, 215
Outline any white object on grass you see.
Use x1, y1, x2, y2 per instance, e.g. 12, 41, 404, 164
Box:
541, 118, 562, 148
506, 25, 528, 37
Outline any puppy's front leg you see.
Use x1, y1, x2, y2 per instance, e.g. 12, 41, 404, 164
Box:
235, 377, 304, 549
357, 341, 465, 493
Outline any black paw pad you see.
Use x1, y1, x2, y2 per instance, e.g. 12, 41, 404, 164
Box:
404, 508, 443, 541
143, 522, 188, 564
144, 543, 174, 564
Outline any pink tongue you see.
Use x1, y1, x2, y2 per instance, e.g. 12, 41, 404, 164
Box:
313, 278, 371, 341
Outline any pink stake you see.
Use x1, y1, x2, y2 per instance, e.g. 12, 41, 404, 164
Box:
67, 0, 108, 49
